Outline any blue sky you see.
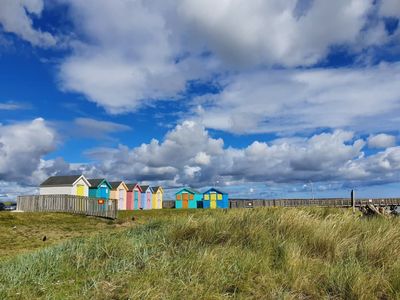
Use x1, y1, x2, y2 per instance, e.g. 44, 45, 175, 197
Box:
1, 0, 400, 200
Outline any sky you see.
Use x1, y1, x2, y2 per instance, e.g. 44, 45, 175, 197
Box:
1, 0, 400, 200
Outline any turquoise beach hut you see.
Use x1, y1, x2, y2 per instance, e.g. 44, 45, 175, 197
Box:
88, 178, 112, 199
175, 188, 202, 209
203, 188, 229, 209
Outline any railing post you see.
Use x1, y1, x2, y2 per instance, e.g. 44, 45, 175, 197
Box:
351, 189, 355, 213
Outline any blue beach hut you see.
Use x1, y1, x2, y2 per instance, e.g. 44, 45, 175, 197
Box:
139, 185, 153, 210
203, 188, 229, 209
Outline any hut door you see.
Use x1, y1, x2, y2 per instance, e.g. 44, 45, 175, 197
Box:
147, 191, 151, 209
210, 193, 217, 209
100, 185, 107, 198
118, 189, 124, 210
134, 190, 138, 209
77, 185, 85, 196
182, 193, 189, 208
158, 193, 162, 209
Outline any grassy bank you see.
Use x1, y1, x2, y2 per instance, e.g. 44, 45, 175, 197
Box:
1, 208, 400, 299
0, 209, 196, 259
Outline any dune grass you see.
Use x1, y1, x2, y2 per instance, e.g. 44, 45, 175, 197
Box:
1, 207, 400, 299
0, 209, 198, 259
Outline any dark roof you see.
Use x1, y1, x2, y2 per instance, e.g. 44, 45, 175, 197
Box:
152, 186, 163, 193
40, 175, 82, 187
175, 187, 201, 195
109, 181, 123, 189
203, 187, 227, 195
139, 185, 150, 191
126, 183, 139, 191
88, 178, 111, 189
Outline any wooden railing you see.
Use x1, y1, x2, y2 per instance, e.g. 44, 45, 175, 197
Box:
17, 195, 118, 219
229, 198, 400, 209
164, 198, 400, 209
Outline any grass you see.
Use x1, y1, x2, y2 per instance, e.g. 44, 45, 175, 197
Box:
0, 209, 198, 259
1, 207, 400, 299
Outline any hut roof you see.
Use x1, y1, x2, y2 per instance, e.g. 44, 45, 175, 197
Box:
203, 187, 228, 195
152, 186, 163, 193
109, 181, 124, 189
126, 183, 141, 191
40, 175, 86, 187
175, 187, 201, 195
139, 185, 152, 192
88, 178, 111, 189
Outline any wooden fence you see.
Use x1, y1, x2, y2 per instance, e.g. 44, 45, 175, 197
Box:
17, 195, 118, 219
163, 198, 400, 209
229, 198, 400, 209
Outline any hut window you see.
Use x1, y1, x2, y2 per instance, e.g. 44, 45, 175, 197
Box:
176, 194, 181, 200
204, 194, 209, 200
189, 194, 194, 200
218, 194, 223, 200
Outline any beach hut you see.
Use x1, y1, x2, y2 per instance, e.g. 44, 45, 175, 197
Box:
40, 175, 91, 196
109, 181, 128, 210
151, 186, 164, 209
88, 178, 112, 199
203, 188, 229, 209
139, 185, 153, 210
126, 183, 142, 210
175, 188, 202, 209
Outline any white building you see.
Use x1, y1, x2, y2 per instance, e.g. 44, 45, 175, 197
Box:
39, 175, 91, 196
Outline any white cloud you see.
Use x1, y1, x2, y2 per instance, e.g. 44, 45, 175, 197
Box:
0, 118, 57, 184
178, 0, 374, 67
72, 118, 131, 140
380, 0, 400, 18
57, 0, 189, 113
368, 133, 396, 148
0, 120, 399, 197
0, 0, 56, 47
82, 120, 400, 188
0, 102, 27, 110
193, 63, 400, 134
54, 0, 399, 115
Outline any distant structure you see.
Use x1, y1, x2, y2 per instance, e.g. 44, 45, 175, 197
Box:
88, 178, 111, 199
109, 181, 128, 210
38, 175, 234, 211
151, 186, 164, 209
126, 183, 142, 210
139, 185, 153, 210
203, 188, 229, 209
175, 188, 202, 209
39, 175, 91, 197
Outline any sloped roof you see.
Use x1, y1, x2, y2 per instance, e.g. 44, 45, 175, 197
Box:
88, 178, 111, 189
109, 181, 125, 190
139, 185, 153, 192
40, 175, 83, 187
175, 187, 201, 195
152, 186, 163, 193
126, 183, 141, 191
203, 187, 228, 195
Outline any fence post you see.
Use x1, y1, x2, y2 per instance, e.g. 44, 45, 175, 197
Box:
351, 189, 355, 213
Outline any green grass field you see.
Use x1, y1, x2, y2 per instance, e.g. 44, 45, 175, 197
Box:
1, 208, 400, 299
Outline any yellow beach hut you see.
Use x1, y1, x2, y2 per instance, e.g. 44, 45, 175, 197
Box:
151, 186, 164, 209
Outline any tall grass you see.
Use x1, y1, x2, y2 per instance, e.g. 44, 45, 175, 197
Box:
1, 208, 400, 299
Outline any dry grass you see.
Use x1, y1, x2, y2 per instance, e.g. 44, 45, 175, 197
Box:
1, 207, 400, 299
